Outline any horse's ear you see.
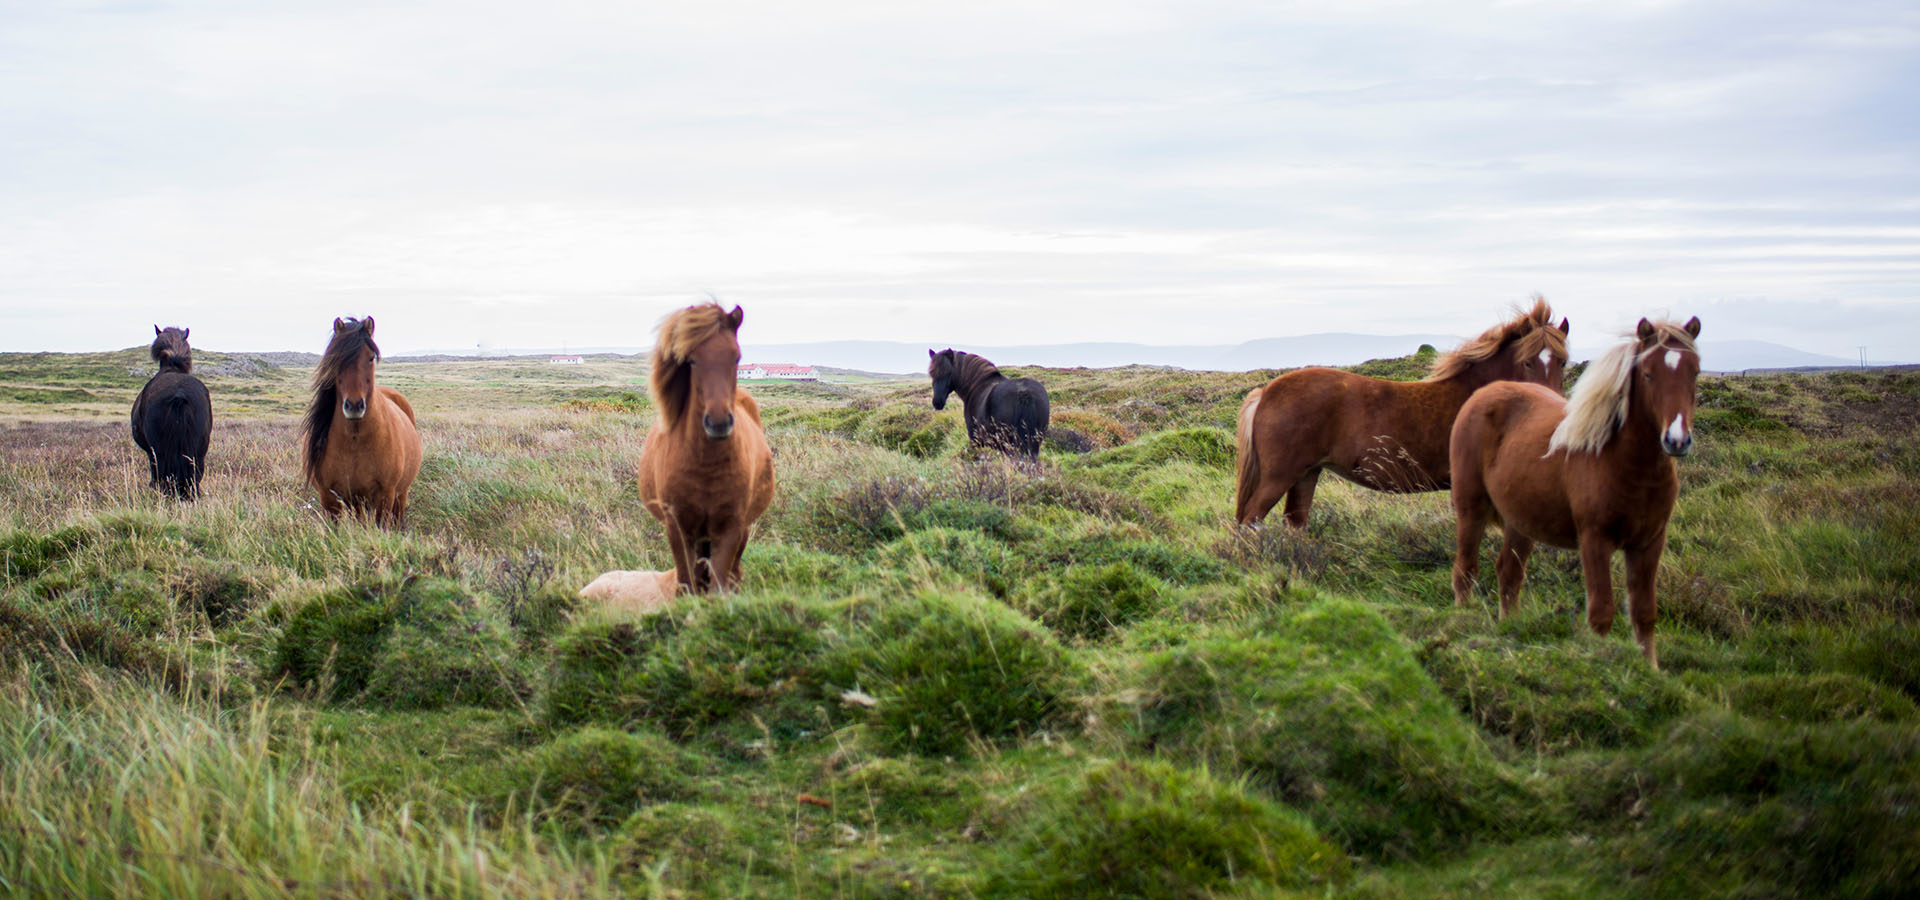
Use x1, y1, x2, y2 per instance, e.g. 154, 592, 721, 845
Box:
333, 317, 348, 334
1558, 317, 1570, 336
929, 349, 936, 359
182, 328, 189, 339
1636, 318, 1656, 343
363, 316, 375, 335
1684, 316, 1701, 339
727, 306, 743, 330
154, 324, 161, 336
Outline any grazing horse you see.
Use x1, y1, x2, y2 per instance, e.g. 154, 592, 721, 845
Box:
1235, 297, 1570, 527
927, 349, 1051, 461
636, 303, 776, 594
130, 325, 212, 500
300, 317, 422, 526
1449, 317, 1702, 668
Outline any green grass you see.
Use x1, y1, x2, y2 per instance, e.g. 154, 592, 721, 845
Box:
1, 351, 1915, 898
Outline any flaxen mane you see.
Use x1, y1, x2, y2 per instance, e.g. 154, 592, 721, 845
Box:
1548, 320, 1699, 456
1426, 296, 1567, 382
649, 303, 737, 427
150, 328, 192, 374
301, 320, 379, 481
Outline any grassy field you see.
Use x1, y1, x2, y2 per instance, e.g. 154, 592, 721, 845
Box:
2, 346, 1915, 899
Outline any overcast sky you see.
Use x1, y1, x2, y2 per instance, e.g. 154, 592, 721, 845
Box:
3, 0, 1916, 360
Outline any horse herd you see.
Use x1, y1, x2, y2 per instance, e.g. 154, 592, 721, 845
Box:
125, 298, 1701, 667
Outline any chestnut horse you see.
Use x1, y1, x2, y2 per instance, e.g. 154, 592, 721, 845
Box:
1449, 317, 1702, 668
927, 349, 1050, 462
300, 317, 422, 526
1235, 297, 1570, 527
636, 303, 776, 594
131, 325, 212, 500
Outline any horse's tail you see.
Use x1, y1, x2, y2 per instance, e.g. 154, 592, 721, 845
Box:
1233, 387, 1263, 523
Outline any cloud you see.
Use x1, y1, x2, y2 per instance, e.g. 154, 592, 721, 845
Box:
1, 0, 1916, 358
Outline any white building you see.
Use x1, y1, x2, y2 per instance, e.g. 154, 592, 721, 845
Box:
738, 363, 818, 381
550, 355, 583, 365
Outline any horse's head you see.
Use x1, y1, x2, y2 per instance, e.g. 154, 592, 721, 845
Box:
1427, 297, 1569, 390
327, 316, 381, 421
688, 306, 744, 440
1513, 315, 1571, 390
928, 349, 956, 410
150, 325, 192, 373
1633, 316, 1702, 457
1483, 314, 1570, 390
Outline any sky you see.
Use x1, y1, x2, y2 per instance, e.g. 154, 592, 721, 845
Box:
3, 0, 1917, 361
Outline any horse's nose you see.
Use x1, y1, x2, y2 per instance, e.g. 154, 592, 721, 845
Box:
703, 412, 734, 439
1662, 414, 1692, 457
342, 397, 368, 420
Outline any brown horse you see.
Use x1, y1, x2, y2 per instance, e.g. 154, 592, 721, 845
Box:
301, 317, 422, 526
636, 303, 776, 594
1449, 317, 1702, 668
1235, 297, 1570, 527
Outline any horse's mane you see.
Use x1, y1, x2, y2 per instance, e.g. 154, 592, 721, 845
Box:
940, 350, 1004, 392
1549, 320, 1699, 455
649, 303, 737, 428
150, 328, 192, 374
302, 319, 380, 480
1426, 296, 1567, 382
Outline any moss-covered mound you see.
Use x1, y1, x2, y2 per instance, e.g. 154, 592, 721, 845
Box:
984, 759, 1346, 898
833, 590, 1077, 757
1135, 597, 1540, 860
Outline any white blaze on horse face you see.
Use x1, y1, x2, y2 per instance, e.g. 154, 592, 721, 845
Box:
1665, 350, 1683, 370
1539, 350, 1552, 368
1666, 413, 1688, 445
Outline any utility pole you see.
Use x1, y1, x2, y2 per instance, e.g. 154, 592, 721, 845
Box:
1859, 346, 1867, 369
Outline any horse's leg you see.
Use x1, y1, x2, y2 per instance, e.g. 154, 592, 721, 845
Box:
662, 518, 696, 595
1451, 502, 1488, 608
1495, 532, 1535, 619
707, 526, 747, 593
319, 486, 345, 521
1281, 469, 1321, 529
1624, 542, 1663, 669
1577, 531, 1620, 637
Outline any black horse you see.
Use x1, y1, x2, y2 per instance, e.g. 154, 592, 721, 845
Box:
927, 348, 1050, 461
131, 326, 212, 500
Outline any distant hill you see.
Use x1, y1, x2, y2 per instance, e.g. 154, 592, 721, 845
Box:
138, 336, 1909, 376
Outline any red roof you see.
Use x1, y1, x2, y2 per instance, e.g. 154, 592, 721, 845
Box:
741, 363, 815, 374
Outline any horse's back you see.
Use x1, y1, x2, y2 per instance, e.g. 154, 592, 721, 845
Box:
733, 388, 764, 425
380, 386, 418, 425
1453, 382, 1576, 542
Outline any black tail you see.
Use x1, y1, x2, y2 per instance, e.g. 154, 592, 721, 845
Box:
138, 376, 212, 500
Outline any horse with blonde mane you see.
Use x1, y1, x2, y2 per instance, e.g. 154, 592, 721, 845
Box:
301, 317, 422, 526
1449, 316, 1702, 668
1235, 297, 1570, 527
636, 303, 776, 594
